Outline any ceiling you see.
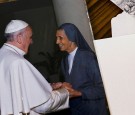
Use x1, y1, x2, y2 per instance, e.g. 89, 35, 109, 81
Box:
0, 0, 52, 15
0, 0, 16, 3
0, 0, 122, 40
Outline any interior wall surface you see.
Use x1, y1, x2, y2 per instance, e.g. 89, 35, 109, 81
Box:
94, 34, 135, 115
14, 6, 57, 63
0, 14, 14, 47
13, 6, 58, 81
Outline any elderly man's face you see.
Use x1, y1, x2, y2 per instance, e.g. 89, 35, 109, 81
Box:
56, 29, 73, 53
21, 26, 33, 53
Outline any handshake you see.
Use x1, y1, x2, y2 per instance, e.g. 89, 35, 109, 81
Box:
51, 82, 82, 98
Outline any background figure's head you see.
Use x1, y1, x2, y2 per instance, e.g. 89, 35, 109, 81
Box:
4, 20, 33, 54
56, 23, 92, 53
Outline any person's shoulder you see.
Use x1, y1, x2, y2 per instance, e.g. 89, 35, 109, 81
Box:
10, 53, 24, 62
77, 48, 95, 57
77, 48, 89, 53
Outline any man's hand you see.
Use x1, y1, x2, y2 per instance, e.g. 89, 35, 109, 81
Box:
62, 82, 82, 98
51, 82, 82, 98
61, 82, 72, 89
51, 82, 63, 90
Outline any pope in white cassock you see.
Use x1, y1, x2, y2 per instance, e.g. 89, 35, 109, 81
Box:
0, 20, 71, 115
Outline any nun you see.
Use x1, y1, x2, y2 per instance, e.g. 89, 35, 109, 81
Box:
56, 23, 109, 115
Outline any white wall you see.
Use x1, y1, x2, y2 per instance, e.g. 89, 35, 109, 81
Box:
94, 34, 135, 115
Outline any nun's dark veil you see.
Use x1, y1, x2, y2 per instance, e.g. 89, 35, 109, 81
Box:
58, 23, 94, 53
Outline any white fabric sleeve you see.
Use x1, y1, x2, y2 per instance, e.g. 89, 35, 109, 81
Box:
31, 88, 69, 114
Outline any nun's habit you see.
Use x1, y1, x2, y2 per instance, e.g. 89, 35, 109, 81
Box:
59, 23, 109, 115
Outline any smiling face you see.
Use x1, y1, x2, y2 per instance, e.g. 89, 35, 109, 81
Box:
56, 29, 78, 53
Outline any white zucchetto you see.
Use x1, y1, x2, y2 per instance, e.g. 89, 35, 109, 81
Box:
5, 20, 28, 33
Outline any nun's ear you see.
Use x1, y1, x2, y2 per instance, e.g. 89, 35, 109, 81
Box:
71, 42, 77, 47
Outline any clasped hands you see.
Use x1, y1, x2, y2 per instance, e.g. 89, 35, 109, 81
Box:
51, 82, 82, 98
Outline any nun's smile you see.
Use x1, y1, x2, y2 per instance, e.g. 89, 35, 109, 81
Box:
56, 29, 74, 53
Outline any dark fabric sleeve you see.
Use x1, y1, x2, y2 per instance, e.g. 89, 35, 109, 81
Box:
80, 53, 106, 100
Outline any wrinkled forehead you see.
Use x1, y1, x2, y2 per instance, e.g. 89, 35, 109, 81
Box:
24, 26, 33, 37
56, 29, 67, 37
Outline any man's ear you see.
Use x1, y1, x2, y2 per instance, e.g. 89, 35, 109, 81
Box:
16, 34, 22, 44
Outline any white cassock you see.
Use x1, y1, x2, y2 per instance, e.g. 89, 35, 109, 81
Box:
0, 43, 69, 115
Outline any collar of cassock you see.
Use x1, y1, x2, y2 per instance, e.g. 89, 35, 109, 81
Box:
4, 43, 26, 56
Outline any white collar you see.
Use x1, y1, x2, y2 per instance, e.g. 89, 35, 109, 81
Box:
4, 43, 26, 56
69, 47, 78, 56
68, 47, 78, 74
